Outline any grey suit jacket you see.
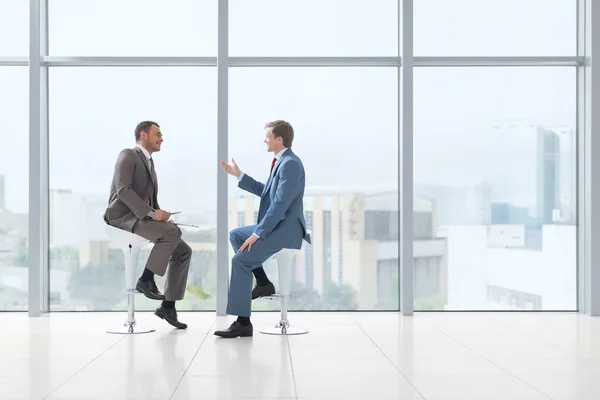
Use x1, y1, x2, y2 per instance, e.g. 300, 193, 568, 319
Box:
104, 147, 158, 232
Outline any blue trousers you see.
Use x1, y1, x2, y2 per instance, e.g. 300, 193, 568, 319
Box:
226, 225, 282, 317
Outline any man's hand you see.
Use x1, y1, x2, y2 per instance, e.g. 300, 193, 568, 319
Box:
152, 209, 171, 222
238, 234, 259, 253
220, 158, 241, 178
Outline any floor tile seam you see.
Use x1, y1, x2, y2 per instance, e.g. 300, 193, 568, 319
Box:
167, 318, 216, 400
354, 320, 427, 400
284, 335, 300, 400
40, 335, 128, 400
428, 322, 554, 400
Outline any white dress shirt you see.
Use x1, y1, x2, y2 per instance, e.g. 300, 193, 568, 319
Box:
136, 144, 151, 160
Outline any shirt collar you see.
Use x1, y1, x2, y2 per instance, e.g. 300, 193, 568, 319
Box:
136, 144, 151, 160
274, 147, 288, 160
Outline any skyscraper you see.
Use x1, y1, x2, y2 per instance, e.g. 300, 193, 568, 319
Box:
488, 121, 564, 224
537, 129, 560, 224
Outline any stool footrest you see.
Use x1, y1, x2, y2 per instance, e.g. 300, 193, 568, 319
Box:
260, 294, 295, 300
107, 322, 155, 335
260, 326, 309, 335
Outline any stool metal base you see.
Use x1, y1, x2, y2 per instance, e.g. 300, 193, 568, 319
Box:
106, 323, 156, 335
106, 289, 155, 334
260, 326, 309, 335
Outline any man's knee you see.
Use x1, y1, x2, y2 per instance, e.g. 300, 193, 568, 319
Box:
231, 252, 248, 268
180, 240, 192, 257
160, 224, 182, 242
170, 239, 192, 263
229, 227, 245, 245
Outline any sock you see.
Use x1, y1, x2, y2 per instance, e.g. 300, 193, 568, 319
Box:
162, 300, 175, 309
140, 267, 154, 282
252, 267, 271, 286
237, 316, 251, 326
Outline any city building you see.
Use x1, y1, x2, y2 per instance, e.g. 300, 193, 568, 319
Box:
229, 189, 447, 310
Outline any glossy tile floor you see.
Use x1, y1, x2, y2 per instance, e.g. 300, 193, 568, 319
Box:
1, 311, 600, 399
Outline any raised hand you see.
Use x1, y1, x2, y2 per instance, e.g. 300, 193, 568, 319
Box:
220, 158, 241, 178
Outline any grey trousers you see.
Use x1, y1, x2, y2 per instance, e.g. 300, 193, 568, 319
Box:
132, 219, 192, 301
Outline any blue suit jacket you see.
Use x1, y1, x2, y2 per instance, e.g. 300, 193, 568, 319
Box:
238, 148, 310, 249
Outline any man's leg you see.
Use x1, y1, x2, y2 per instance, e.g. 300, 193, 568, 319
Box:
214, 238, 281, 338
134, 219, 183, 276
163, 239, 192, 301
132, 219, 189, 329
131, 219, 183, 300
154, 239, 191, 329
229, 225, 255, 252
230, 226, 274, 292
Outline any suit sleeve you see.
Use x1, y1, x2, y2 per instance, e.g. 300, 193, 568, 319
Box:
114, 150, 153, 219
254, 161, 302, 239
238, 173, 265, 197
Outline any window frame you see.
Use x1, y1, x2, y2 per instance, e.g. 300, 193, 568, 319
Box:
3, 0, 590, 316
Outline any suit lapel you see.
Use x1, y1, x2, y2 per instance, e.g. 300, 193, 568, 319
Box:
263, 149, 292, 195
134, 147, 156, 207
134, 147, 153, 178
262, 175, 272, 197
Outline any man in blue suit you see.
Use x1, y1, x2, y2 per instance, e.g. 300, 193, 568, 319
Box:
215, 120, 310, 338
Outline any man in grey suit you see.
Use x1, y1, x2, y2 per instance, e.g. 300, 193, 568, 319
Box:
215, 120, 310, 338
104, 121, 190, 329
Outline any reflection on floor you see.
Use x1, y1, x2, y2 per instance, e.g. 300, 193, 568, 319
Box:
0, 311, 598, 399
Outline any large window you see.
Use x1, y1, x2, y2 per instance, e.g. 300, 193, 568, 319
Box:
49, 0, 217, 56
414, 0, 576, 56
14, 0, 583, 313
230, 0, 398, 56
48, 67, 217, 311
0, 0, 28, 56
228, 67, 399, 311
413, 67, 577, 310
0, 67, 28, 310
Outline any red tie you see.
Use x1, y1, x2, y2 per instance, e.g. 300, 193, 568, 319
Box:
270, 157, 277, 174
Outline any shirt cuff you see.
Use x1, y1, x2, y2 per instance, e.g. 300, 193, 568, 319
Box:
252, 233, 260, 239
237, 172, 245, 181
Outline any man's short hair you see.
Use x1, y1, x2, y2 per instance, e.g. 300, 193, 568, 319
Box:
265, 120, 294, 148
135, 121, 159, 142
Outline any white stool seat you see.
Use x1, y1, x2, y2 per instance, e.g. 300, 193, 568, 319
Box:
260, 236, 311, 336
105, 225, 155, 335
106, 226, 152, 252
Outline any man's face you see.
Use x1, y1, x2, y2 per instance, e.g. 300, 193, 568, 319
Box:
141, 124, 163, 153
264, 127, 282, 153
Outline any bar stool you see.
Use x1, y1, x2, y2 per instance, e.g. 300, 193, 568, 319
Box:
105, 225, 155, 334
260, 234, 312, 336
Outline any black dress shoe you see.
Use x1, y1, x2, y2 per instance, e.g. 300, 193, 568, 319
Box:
136, 278, 166, 300
214, 321, 253, 338
251, 282, 276, 300
154, 305, 187, 329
